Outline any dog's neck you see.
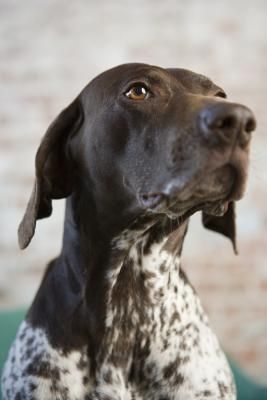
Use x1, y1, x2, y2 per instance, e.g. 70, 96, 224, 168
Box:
58, 197, 188, 352
61, 196, 188, 282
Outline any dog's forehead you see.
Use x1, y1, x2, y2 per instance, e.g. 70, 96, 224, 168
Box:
86, 63, 221, 97
89, 63, 169, 88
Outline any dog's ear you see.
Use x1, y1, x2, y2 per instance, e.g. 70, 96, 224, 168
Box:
202, 201, 237, 254
18, 98, 83, 250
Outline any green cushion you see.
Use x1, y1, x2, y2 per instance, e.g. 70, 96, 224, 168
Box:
0, 309, 25, 399
229, 359, 267, 400
0, 310, 266, 399
0, 309, 25, 373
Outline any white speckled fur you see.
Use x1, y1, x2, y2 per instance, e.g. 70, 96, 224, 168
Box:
2, 234, 236, 399
1, 321, 91, 399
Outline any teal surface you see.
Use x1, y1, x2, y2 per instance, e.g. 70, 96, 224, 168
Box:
0, 309, 266, 399
0, 309, 26, 399
229, 359, 267, 400
0, 309, 25, 374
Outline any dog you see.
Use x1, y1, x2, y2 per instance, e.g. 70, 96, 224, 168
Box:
2, 63, 256, 399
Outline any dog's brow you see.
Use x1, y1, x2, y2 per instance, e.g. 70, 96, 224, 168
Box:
148, 69, 170, 84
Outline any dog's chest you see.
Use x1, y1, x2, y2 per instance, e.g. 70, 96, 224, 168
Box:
100, 241, 236, 399
2, 240, 236, 400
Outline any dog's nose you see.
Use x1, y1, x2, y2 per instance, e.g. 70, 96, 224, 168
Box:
199, 103, 256, 147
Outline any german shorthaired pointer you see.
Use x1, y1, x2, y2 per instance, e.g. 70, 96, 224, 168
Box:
2, 63, 256, 400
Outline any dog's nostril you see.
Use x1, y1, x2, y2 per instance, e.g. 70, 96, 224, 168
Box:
244, 117, 256, 133
214, 116, 237, 130
202, 111, 239, 135
200, 104, 256, 147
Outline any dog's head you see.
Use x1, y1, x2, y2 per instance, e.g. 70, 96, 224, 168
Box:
18, 63, 256, 250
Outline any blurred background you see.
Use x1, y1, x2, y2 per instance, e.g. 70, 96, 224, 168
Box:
0, 0, 266, 384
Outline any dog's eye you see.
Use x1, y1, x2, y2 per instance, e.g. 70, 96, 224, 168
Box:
125, 84, 149, 100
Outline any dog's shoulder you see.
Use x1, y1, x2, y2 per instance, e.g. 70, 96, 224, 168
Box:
1, 320, 91, 399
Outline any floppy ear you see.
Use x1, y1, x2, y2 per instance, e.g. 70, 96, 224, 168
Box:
18, 98, 83, 249
202, 201, 237, 254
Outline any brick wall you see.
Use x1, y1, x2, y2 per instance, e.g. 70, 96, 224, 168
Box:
0, 0, 266, 383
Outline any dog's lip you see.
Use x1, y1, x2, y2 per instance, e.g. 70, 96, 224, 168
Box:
167, 194, 231, 218
138, 160, 247, 216
138, 189, 230, 218
139, 173, 230, 211
138, 174, 236, 216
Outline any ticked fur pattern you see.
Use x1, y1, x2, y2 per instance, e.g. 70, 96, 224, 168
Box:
2, 222, 235, 400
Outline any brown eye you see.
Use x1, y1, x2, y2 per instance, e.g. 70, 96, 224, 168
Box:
125, 84, 149, 100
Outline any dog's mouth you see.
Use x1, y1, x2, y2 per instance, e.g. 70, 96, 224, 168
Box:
139, 162, 247, 219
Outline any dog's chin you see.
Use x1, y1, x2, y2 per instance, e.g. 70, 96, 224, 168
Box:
201, 200, 230, 216
163, 197, 231, 221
